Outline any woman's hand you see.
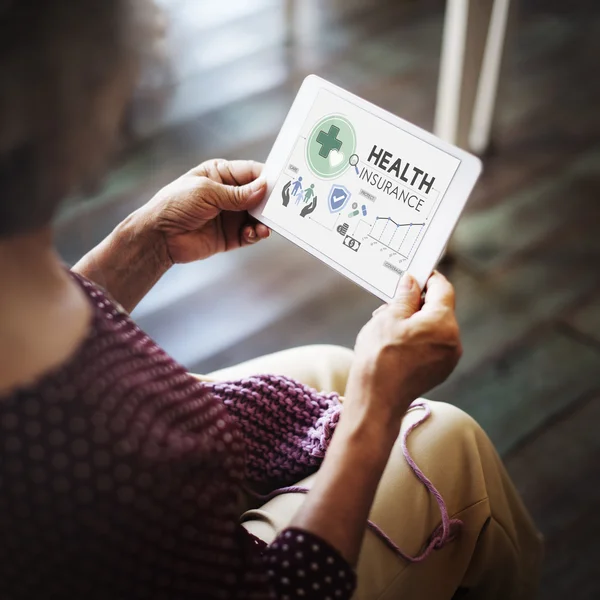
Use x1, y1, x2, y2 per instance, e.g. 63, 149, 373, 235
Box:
137, 159, 269, 265
73, 159, 269, 312
345, 270, 462, 429
290, 271, 461, 566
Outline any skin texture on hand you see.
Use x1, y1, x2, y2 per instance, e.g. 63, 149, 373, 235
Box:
72, 159, 270, 312
345, 271, 462, 425
290, 271, 462, 566
135, 159, 269, 266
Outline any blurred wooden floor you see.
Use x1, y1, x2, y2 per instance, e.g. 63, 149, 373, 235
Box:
55, 0, 600, 597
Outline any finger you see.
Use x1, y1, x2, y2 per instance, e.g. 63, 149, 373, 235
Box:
205, 177, 267, 212
255, 223, 270, 238
389, 273, 421, 319
221, 160, 264, 186
222, 210, 247, 249
242, 223, 270, 245
242, 225, 259, 244
421, 271, 456, 311
191, 159, 264, 186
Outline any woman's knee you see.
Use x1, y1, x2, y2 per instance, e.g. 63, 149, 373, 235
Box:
412, 404, 543, 598
418, 399, 481, 435
408, 401, 540, 545
399, 400, 495, 516
299, 344, 354, 394
309, 344, 354, 371
407, 400, 484, 457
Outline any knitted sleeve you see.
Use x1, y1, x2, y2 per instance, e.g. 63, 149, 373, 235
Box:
209, 375, 342, 485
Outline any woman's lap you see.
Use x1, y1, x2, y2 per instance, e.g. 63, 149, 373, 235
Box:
200, 346, 543, 600
201, 344, 354, 395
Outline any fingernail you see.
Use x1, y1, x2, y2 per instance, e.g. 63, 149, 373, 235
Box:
399, 273, 415, 290
247, 228, 256, 240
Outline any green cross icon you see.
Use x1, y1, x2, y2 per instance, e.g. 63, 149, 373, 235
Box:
316, 125, 342, 158
306, 115, 356, 179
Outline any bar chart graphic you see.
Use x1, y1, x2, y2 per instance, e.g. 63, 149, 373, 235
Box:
367, 217, 425, 258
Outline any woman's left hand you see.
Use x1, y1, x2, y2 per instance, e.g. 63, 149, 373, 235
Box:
73, 159, 269, 312
137, 159, 269, 265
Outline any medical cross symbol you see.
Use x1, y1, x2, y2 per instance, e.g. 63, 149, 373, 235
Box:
306, 115, 355, 179
316, 125, 342, 158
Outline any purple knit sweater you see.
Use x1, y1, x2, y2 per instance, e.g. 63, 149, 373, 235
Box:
210, 376, 341, 484
0, 273, 457, 600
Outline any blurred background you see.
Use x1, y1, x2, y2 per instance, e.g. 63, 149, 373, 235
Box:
55, 0, 600, 597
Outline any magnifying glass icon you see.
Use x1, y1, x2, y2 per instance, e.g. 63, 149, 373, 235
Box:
349, 153, 360, 174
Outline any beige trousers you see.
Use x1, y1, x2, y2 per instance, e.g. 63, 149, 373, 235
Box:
201, 345, 543, 600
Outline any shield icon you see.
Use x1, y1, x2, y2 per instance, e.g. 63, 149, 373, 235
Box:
328, 184, 351, 213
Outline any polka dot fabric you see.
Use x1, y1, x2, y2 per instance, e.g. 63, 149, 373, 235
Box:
0, 273, 355, 599
264, 529, 356, 599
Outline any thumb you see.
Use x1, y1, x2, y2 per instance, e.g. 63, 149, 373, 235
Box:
207, 177, 267, 212
391, 273, 421, 318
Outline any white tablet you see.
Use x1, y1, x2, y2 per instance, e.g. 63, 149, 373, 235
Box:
251, 75, 482, 302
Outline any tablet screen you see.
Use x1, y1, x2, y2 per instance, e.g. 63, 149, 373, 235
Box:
262, 88, 461, 298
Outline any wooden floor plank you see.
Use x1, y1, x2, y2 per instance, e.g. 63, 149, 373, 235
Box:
429, 328, 600, 455
562, 288, 600, 346
451, 148, 600, 270
191, 270, 380, 375
134, 236, 341, 368
505, 394, 600, 600
439, 209, 600, 379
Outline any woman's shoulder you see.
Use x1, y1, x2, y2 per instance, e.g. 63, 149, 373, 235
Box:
2, 272, 244, 473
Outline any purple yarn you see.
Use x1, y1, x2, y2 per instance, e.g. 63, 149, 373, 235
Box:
211, 374, 341, 482
210, 375, 461, 563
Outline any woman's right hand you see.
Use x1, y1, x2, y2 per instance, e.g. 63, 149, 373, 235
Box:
290, 272, 461, 566
345, 271, 462, 430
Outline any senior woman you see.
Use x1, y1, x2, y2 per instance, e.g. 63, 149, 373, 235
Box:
0, 1, 542, 599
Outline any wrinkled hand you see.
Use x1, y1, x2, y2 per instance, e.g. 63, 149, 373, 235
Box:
346, 271, 462, 425
136, 159, 269, 266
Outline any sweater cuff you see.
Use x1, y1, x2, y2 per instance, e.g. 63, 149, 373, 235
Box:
263, 527, 356, 599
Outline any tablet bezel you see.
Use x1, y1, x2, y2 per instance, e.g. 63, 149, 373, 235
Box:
251, 74, 482, 302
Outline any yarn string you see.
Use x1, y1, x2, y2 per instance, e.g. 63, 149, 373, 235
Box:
210, 375, 462, 563
246, 400, 462, 563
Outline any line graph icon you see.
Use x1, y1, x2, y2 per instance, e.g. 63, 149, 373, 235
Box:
368, 217, 425, 258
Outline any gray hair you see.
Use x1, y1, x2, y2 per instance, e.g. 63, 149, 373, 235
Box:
0, 0, 143, 236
